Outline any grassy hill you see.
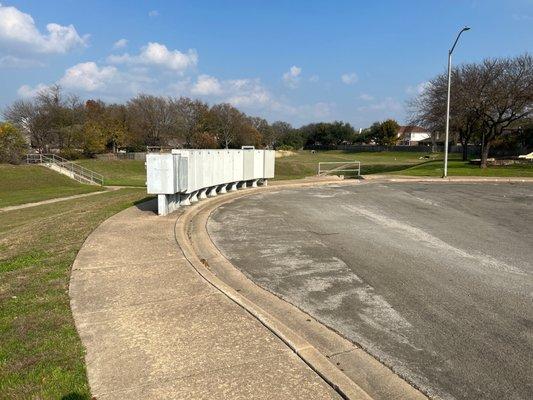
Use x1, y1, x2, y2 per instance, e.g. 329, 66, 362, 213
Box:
76, 159, 146, 186
391, 160, 533, 177
274, 150, 444, 180
0, 165, 102, 208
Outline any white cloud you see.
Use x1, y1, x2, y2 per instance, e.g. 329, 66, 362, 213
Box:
406, 81, 431, 95
309, 74, 319, 83
0, 55, 44, 68
108, 42, 198, 73
0, 4, 87, 54
17, 83, 50, 98
359, 93, 374, 101
58, 62, 117, 91
148, 10, 159, 17
113, 38, 128, 49
341, 72, 358, 85
357, 97, 402, 113
191, 74, 222, 95
225, 79, 273, 107
282, 65, 302, 88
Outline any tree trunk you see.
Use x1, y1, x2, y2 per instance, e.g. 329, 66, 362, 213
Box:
480, 141, 490, 168
462, 142, 468, 161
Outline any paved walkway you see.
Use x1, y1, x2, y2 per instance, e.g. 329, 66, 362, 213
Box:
69, 199, 340, 399
0, 188, 115, 212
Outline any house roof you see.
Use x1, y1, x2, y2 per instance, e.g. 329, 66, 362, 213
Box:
397, 125, 428, 135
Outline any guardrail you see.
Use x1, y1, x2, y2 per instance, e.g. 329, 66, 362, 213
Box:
26, 154, 104, 185
146, 149, 275, 215
318, 161, 361, 177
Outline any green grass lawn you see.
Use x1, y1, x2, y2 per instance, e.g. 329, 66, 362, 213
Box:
0, 188, 148, 399
274, 150, 445, 180
392, 160, 533, 177
77, 159, 146, 186
0, 165, 102, 208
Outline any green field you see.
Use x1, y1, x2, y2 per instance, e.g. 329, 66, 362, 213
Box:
274, 150, 445, 180
0, 165, 102, 208
77, 159, 146, 186
0, 188, 148, 399
392, 160, 533, 177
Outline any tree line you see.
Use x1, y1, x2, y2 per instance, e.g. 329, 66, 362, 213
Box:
1, 84, 401, 161
410, 53, 533, 167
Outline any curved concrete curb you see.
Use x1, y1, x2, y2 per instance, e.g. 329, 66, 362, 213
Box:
175, 178, 428, 400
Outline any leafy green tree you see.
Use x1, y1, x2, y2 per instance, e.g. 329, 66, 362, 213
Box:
0, 123, 27, 164
369, 119, 400, 146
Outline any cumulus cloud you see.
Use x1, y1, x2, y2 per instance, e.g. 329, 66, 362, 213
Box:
17, 83, 50, 98
0, 3, 87, 54
108, 42, 198, 73
341, 72, 358, 85
282, 65, 302, 88
113, 38, 128, 49
148, 10, 159, 18
406, 81, 431, 95
225, 79, 273, 107
191, 74, 222, 95
58, 62, 117, 91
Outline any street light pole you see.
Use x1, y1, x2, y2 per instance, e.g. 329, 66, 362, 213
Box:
443, 26, 470, 178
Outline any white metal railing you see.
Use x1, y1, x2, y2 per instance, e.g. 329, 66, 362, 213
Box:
318, 161, 361, 177
26, 154, 104, 186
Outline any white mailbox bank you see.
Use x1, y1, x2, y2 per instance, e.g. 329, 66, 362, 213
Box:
146, 149, 275, 215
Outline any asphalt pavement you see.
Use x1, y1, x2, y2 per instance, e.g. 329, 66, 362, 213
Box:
208, 182, 533, 400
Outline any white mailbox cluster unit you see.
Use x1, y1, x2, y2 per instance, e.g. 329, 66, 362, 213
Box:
146, 149, 275, 215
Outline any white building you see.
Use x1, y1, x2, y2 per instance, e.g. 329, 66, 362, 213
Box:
397, 126, 431, 145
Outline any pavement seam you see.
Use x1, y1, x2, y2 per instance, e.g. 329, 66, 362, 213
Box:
72, 256, 187, 271
72, 291, 220, 317
93, 352, 293, 397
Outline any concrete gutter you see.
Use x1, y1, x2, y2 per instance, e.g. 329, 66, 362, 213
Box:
175, 177, 428, 400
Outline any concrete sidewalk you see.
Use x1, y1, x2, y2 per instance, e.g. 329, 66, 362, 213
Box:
69, 199, 340, 399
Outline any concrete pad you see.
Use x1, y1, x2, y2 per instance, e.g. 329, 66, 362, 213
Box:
97, 353, 339, 400
70, 201, 341, 399
70, 261, 211, 312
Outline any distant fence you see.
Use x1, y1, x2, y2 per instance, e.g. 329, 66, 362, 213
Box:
305, 144, 529, 157
96, 152, 146, 161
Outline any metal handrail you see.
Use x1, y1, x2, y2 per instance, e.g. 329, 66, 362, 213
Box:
26, 154, 104, 185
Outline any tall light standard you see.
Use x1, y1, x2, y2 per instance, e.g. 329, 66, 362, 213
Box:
443, 26, 470, 178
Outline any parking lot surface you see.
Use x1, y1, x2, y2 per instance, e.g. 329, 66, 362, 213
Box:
208, 183, 533, 400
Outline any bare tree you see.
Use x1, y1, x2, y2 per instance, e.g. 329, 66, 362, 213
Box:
466, 55, 533, 167
172, 97, 209, 148
209, 103, 244, 148
409, 54, 532, 166
127, 94, 177, 147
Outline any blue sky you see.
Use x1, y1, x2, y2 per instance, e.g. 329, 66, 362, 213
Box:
0, 0, 532, 128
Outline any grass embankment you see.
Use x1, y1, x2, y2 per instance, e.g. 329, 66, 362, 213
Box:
392, 160, 533, 177
77, 159, 146, 186
0, 165, 102, 208
274, 150, 443, 180
0, 188, 148, 399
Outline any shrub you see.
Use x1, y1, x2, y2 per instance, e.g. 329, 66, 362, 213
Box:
0, 123, 28, 164
59, 148, 84, 160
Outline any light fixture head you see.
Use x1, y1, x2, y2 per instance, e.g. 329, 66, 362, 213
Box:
463, 26, 471, 31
